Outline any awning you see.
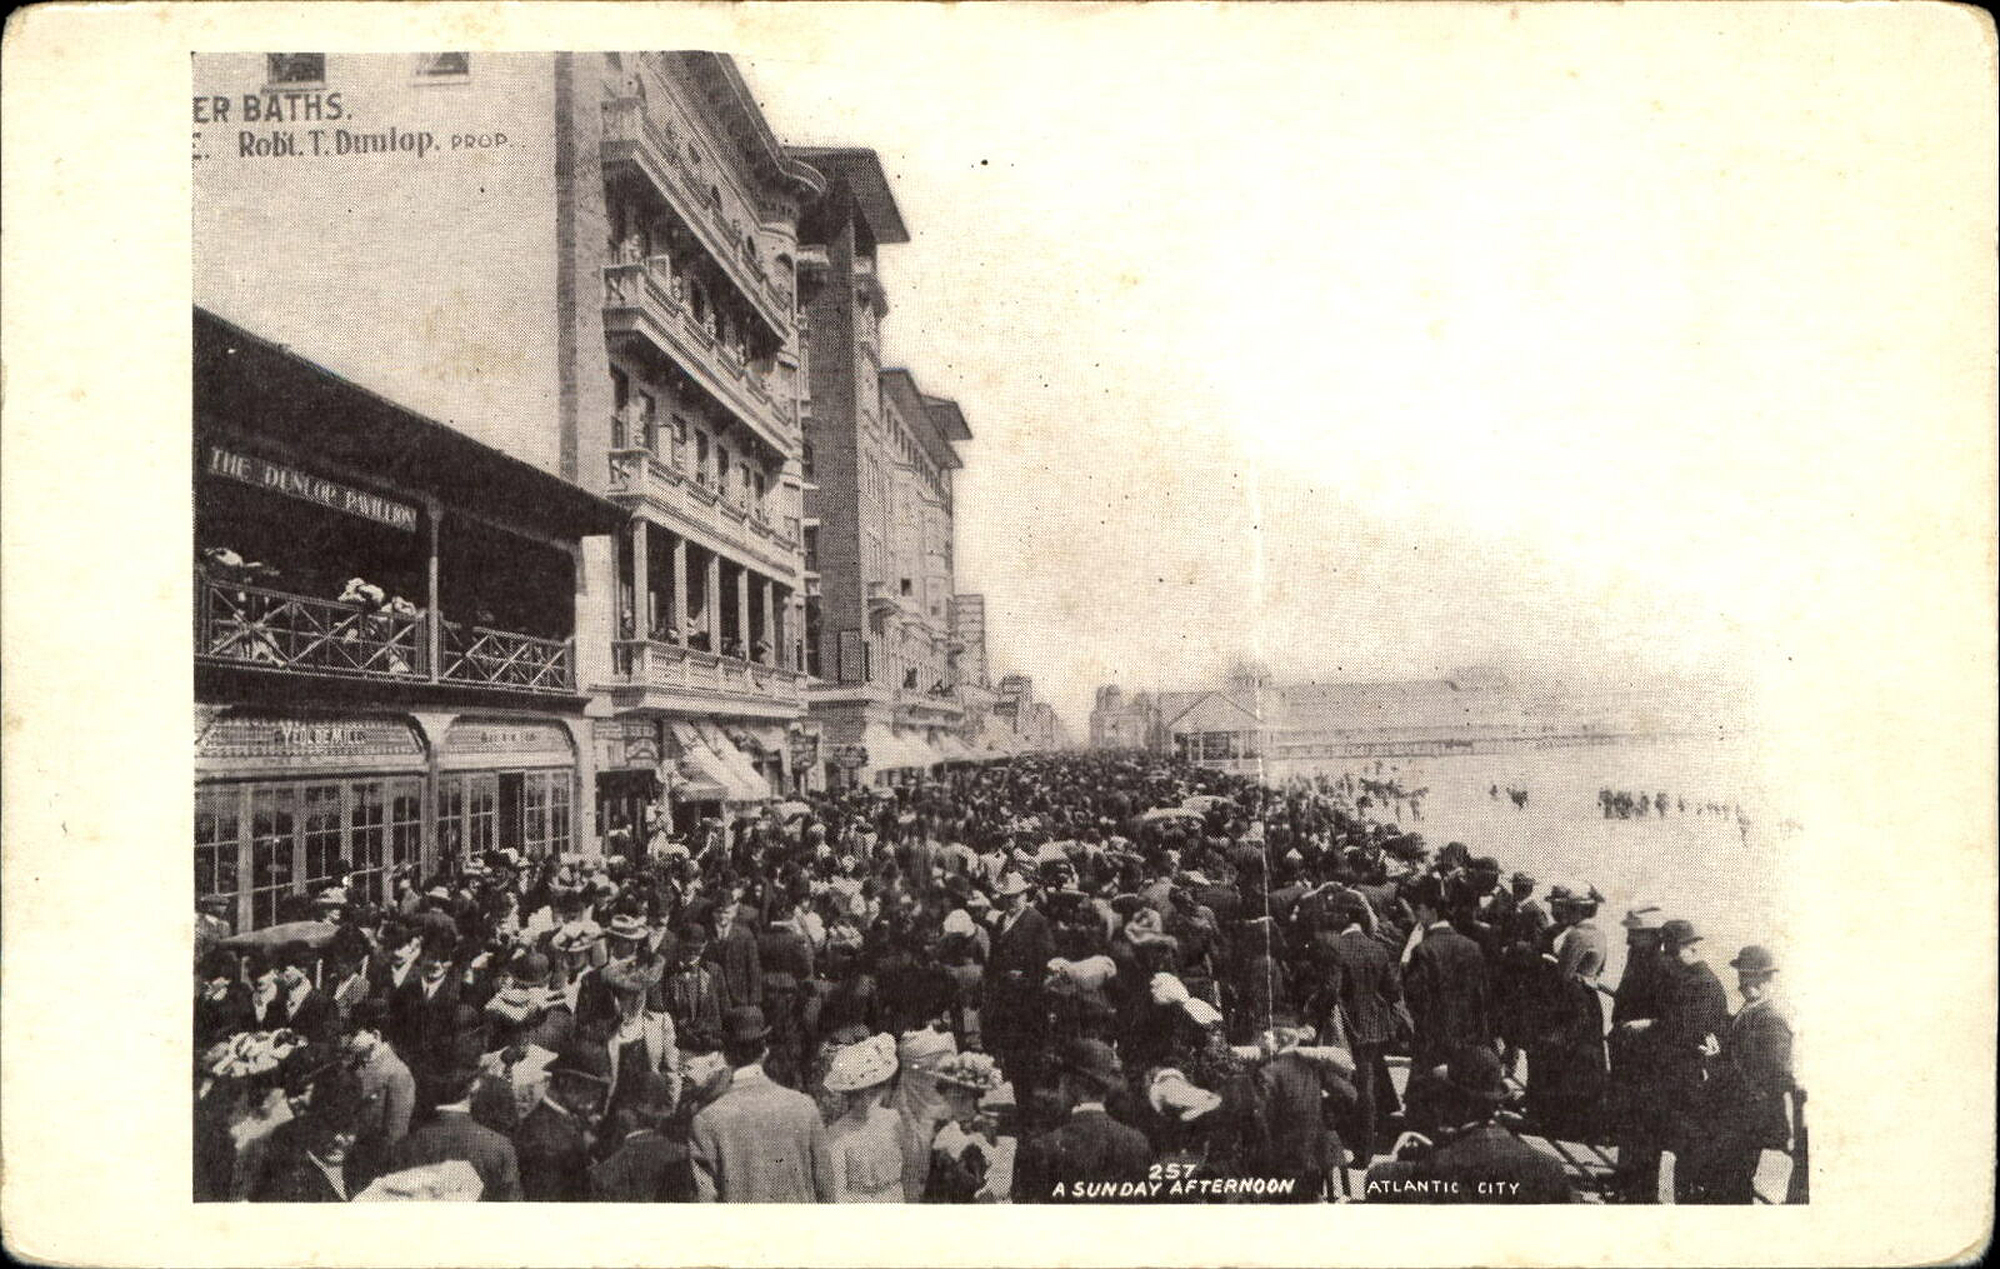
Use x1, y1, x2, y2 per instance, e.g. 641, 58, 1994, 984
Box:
669, 721, 766, 803
862, 722, 935, 772
934, 732, 975, 762
695, 721, 773, 802
725, 723, 789, 755
670, 759, 730, 804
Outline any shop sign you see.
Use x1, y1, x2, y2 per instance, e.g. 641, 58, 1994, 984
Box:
789, 731, 821, 769
197, 714, 424, 767
592, 719, 662, 770
206, 444, 419, 532
832, 743, 868, 770
443, 719, 574, 769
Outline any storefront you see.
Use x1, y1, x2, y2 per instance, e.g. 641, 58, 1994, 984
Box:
196, 709, 430, 930
437, 718, 579, 863
594, 718, 664, 858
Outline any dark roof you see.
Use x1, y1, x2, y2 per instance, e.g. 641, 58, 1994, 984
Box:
788, 147, 910, 245
879, 369, 963, 471
921, 393, 972, 442
194, 307, 628, 541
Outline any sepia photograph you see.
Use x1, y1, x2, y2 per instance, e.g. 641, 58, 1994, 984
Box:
3, 2, 1995, 1265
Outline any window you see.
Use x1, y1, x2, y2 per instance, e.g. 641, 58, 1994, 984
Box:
635, 390, 657, 453
611, 368, 631, 447
301, 783, 344, 893
267, 54, 325, 84
415, 52, 470, 77
803, 526, 819, 572
247, 785, 298, 930
716, 446, 730, 498
696, 432, 711, 485
669, 416, 689, 469
900, 578, 913, 597
349, 781, 387, 903
801, 441, 816, 481
389, 781, 422, 878
195, 790, 243, 930
521, 771, 571, 858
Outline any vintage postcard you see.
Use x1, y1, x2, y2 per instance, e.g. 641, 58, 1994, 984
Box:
2, 3, 1994, 1267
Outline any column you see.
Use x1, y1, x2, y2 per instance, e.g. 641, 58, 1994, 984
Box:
760, 575, 776, 665
712, 544, 728, 648
424, 497, 442, 681
632, 519, 651, 640
672, 534, 689, 639
771, 584, 789, 669
737, 563, 752, 659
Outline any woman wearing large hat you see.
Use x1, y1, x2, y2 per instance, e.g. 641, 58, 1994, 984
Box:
820, 1033, 906, 1202
921, 1051, 1007, 1203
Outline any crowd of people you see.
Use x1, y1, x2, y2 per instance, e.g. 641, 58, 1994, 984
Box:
194, 752, 1797, 1205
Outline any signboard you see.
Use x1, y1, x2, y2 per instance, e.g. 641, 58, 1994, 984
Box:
196, 712, 425, 774
789, 730, 821, 770
442, 719, 574, 770
206, 444, 419, 532
832, 744, 868, 770
593, 718, 662, 771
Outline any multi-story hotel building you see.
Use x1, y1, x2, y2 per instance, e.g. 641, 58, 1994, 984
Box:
192, 51, 831, 920
791, 148, 979, 784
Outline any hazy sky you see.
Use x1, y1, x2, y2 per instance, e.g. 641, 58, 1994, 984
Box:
735, 5, 1990, 733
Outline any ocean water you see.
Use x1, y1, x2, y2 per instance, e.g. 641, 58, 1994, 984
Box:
1267, 737, 1794, 1004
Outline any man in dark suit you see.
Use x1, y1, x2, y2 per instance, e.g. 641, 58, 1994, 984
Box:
1402, 879, 1494, 1137
702, 896, 763, 1013
1011, 1040, 1153, 1202
513, 1041, 611, 1201
1639, 919, 1730, 1198
388, 933, 463, 1094
273, 941, 339, 1043
983, 871, 1055, 1121
1681, 945, 1796, 1204
1365, 1046, 1575, 1203
1320, 893, 1404, 1162
388, 1034, 522, 1200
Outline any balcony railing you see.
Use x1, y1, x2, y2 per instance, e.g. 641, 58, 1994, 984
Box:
600, 96, 792, 343
199, 573, 422, 681
612, 638, 805, 706
599, 264, 794, 456
441, 621, 575, 694
197, 572, 577, 693
604, 451, 803, 581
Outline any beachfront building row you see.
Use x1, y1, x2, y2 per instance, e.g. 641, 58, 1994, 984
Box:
1090, 662, 1731, 771
192, 52, 1044, 926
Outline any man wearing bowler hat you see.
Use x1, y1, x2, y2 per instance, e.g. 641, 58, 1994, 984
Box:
984, 870, 1055, 1122
1010, 1039, 1153, 1202
689, 1006, 834, 1202
1363, 1045, 1575, 1203
513, 1041, 612, 1201
1682, 945, 1797, 1203
1638, 918, 1730, 1199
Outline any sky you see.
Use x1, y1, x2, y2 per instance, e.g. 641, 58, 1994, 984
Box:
735, 5, 1991, 737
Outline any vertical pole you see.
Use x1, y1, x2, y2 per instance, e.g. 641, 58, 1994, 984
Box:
762, 579, 777, 665
425, 498, 443, 681
737, 564, 752, 660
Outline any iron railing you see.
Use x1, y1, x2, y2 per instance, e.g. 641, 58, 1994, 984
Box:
441, 620, 575, 694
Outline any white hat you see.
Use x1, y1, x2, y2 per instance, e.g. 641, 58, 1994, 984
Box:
993, 872, 1033, 898
1147, 1068, 1222, 1122
1181, 997, 1223, 1028
941, 909, 978, 939
823, 1033, 899, 1093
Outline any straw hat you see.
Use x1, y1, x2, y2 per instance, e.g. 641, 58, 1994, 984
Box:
823, 1033, 899, 1093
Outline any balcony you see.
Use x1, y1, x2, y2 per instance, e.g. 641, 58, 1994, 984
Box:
609, 638, 805, 718
197, 572, 576, 695
606, 447, 803, 581
599, 96, 792, 342
601, 262, 792, 457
